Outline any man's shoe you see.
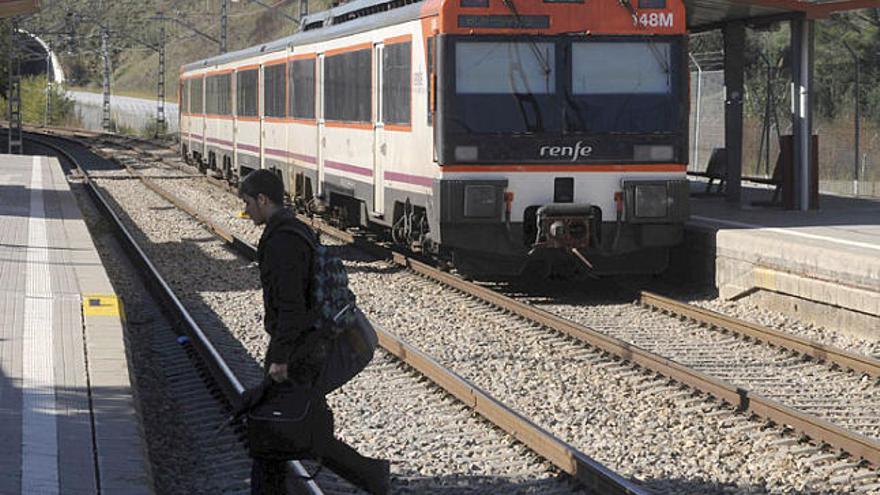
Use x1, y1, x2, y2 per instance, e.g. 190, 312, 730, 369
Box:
364, 458, 390, 495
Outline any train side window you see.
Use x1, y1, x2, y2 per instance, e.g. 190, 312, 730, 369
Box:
220, 74, 231, 115
426, 36, 434, 126
181, 81, 188, 113
191, 78, 204, 114
264, 63, 286, 118
382, 41, 411, 126
205, 76, 216, 115
206, 74, 231, 116
324, 49, 371, 123
289, 58, 316, 120
236, 69, 259, 117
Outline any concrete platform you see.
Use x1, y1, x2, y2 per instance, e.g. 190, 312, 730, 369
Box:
0, 154, 151, 494
681, 182, 880, 338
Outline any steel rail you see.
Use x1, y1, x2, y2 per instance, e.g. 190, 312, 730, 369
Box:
50, 129, 880, 467
226, 232, 649, 493
44, 129, 880, 466
278, 215, 880, 466
285, 216, 880, 466
383, 253, 880, 465
69, 135, 649, 495
640, 291, 880, 379
26, 134, 324, 495
375, 325, 646, 495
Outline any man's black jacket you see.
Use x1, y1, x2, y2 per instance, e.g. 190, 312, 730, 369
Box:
257, 208, 319, 379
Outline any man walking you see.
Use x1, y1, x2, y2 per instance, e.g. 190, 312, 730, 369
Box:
239, 169, 389, 495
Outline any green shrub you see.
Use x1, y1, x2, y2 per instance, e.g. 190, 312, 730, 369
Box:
0, 75, 77, 126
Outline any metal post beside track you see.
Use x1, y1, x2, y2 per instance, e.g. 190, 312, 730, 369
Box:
157, 18, 167, 137
220, 0, 228, 53
8, 18, 24, 154
101, 27, 112, 132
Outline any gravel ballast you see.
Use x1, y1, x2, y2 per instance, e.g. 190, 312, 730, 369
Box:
85, 145, 880, 494
91, 174, 578, 494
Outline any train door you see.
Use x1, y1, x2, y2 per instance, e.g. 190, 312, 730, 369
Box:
372, 43, 386, 216
199, 78, 207, 162
179, 80, 186, 153
233, 67, 261, 174
316, 53, 325, 195
259, 64, 266, 170
232, 71, 238, 172
262, 60, 288, 177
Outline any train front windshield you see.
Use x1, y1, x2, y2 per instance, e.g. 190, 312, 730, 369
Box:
453, 41, 560, 134
440, 36, 688, 164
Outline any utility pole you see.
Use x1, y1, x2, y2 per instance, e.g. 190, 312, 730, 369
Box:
45, 51, 51, 127
220, 0, 228, 53
300, 0, 308, 20
7, 18, 23, 154
157, 8, 226, 135
101, 26, 112, 131
156, 17, 166, 137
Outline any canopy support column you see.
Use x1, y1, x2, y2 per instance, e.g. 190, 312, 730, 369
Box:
723, 21, 745, 204
791, 17, 816, 210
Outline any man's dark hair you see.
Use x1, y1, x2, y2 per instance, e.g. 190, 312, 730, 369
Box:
239, 169, 285, 205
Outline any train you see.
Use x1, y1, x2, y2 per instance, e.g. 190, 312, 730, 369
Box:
179, 0, 690, 276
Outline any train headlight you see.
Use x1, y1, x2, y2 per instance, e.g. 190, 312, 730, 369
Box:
455, 145, 479, 162
633, 144, 674, 162
623, 180, 689, 223
634, 184, 668, 218
464, 185, 498, 218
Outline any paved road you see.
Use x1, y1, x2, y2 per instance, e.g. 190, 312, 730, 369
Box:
71, 91, 179, 134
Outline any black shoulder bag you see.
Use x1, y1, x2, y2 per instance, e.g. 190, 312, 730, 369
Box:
230, 377, 333, 461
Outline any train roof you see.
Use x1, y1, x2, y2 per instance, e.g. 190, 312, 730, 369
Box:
181, 0, 873, 72
181, 0, 429, 73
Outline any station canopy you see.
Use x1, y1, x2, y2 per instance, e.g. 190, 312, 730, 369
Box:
686, 0, 878, 31
0, 0, 39, 18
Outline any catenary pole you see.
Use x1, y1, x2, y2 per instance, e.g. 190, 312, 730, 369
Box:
157, 17, 166, 137
8, 18, 23, 154
221, 0, 228, 53
101, 26, 112, 131
45, 51, 51, 126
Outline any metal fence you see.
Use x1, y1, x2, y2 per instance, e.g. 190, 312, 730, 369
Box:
689, 33, 880, 199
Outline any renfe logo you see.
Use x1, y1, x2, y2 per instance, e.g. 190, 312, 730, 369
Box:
539, 141, 593, 162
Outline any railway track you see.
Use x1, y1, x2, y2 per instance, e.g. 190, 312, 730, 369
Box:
24, 133, 324, 494
30, 129, 880, 493
27, 131, 644, 494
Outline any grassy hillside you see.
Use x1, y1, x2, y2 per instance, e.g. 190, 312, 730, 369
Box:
21, 0, 332, 100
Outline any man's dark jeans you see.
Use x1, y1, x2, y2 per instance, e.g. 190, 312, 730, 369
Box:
250, 434, 388, 494
251, 458, 287, 495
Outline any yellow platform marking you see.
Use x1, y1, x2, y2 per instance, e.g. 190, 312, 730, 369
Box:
82, 294, 123, 317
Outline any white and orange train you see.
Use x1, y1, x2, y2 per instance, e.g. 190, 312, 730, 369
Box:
179, 0, 690, 275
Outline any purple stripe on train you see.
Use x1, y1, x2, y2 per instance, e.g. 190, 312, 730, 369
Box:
263, 147, 287, 157
207, 137, 234, 147
290, 153, 317, 164
262, 148, 318, 165
324, 160, 373, 177
384, 171, 433, 188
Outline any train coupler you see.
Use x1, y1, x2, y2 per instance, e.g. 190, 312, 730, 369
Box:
531, 203, 599, 251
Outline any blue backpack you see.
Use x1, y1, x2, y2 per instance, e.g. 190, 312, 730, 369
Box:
288, 224, 378, 395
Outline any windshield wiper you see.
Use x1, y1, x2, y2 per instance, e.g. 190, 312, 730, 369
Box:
563, 93, 587, 133
500, 0, 553, 78
512, 92, 544, 133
